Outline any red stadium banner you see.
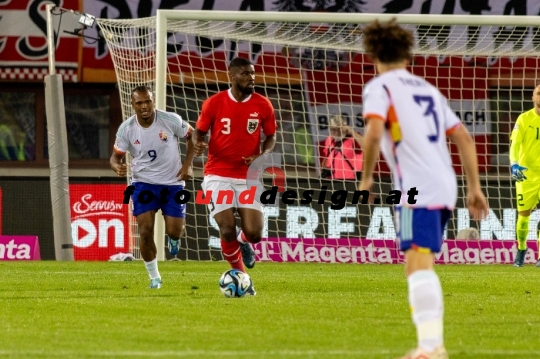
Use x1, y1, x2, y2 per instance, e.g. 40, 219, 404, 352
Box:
2, 1, 540, 83
0, 0, 81, 81
69, 184, 130, 261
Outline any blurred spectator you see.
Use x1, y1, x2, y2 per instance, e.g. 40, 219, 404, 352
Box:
321, 114, 363, 180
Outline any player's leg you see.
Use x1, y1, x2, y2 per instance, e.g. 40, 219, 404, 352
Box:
514, 181, 536, 267
515, 209, 531, 267
214, 208, 245, 272
132, 182, 162, 288
233, 181, 264, 268
162, 185, 187, 256
536, 189, 540, 267
236, 207, 263, 269
163, 216, 185, 256
135, 210, 162, 288
202, 177, 245, 272
397, 207, 450, 359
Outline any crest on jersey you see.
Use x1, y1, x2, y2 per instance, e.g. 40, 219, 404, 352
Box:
247, 119, 259, 134
159, 129, 168, 142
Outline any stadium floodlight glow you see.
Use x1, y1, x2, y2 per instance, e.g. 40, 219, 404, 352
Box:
78, 13, 95, 27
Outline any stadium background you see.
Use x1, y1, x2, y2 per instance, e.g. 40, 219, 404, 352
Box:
1, 0, 539, 260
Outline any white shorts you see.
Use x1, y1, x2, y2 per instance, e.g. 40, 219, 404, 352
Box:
201, 175, 264, 217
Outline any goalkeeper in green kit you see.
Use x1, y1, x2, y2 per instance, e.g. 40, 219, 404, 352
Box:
510, 84, 540, 267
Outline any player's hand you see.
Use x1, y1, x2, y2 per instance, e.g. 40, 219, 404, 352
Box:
242, 155, 259, 166
511, 164, 528, 182
466, 188, 489, 221
193, 141, 208, 157
177, 165, 193, 181
342, 125, 353, 136
115, 163, 127, 177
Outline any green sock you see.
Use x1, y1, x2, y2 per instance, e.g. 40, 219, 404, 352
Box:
516, 215, 530, 251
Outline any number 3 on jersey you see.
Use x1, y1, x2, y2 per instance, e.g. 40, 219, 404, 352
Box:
221, 118, 231, 134
413, 95, 439, 143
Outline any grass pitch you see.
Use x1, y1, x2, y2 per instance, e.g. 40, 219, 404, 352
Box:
0, 261, 539, 359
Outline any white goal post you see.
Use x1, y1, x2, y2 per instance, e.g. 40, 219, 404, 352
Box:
97, 10, 540, 263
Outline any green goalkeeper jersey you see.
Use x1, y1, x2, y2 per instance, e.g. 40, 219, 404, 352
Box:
510, 108, 540, 171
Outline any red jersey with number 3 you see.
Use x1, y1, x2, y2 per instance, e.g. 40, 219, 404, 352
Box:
196, 89, 277, 179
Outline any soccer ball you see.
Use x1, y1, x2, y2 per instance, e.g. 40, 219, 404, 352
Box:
218, 269, 253, 298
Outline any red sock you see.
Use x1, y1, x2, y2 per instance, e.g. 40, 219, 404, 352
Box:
221, 239, 245, 272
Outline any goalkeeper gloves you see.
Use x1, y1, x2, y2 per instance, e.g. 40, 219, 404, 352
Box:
511, 164, 528, 182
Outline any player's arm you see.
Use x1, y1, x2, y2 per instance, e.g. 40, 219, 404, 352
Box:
448, 125, 489, 220
357, 116, 384, 193
242, 134, 276, 166
262, 100, 278, 155
192, 127, 208, 157
344, 125, 365, 148
178, 125, 195, 180
261, 133, 276, 154
509, 116, 527, 182
110, 150, 127, 177
193, 98, 212, 157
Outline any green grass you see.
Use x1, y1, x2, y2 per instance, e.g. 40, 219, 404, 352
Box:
0, 262, 539, 358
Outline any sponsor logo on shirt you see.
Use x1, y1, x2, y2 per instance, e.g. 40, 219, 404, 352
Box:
159, 130, 168, 142
250, 112, 259, 117
247, 119, 259, 134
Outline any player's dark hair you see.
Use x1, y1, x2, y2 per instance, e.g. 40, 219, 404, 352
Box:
131, 85, 153, 99
362, 18, 413, 64
229, 57, 252, 70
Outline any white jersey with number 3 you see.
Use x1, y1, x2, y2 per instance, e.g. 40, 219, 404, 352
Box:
362, 69, 462, 208
114, 110, 190, 186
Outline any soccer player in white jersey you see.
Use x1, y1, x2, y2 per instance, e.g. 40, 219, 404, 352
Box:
358, 19, 489, 359
110, 85, 195, 289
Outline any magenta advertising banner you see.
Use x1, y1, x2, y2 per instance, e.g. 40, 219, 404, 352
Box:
0, 235, 41, 261
254, 238, 538, 265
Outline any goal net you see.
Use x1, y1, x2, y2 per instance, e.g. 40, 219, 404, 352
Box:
96, 11, 540, 264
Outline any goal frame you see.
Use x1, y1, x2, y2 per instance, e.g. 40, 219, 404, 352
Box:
150, 10, 540, 260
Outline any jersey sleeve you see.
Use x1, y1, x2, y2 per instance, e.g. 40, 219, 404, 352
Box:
172, 113, 191, 139
262, 98, 277, 136
362, 81, 389, 122
113, 128, 129, 155
441, 96, 462, 135
196, 97, 214, 132
510, 115, 525, 164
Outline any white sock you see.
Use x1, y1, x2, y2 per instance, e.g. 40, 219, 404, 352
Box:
144, 258, 160, 279
407, 270, 444, 352
237, 230, 247, 243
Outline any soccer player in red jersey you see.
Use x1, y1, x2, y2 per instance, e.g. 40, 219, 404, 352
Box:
193, 57, 277, 294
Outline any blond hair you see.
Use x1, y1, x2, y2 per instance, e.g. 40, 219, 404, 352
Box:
329, 114, 348, 127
